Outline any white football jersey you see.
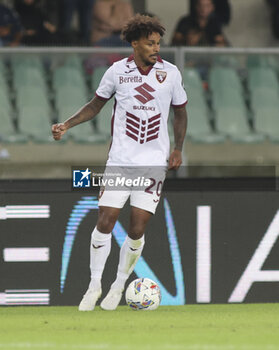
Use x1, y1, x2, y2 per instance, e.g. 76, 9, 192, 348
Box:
96, 55, 187, 166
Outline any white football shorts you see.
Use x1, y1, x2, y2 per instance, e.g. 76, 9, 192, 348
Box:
98, 166, 167, 214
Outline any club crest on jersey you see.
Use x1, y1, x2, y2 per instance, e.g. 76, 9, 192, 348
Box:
155, 70, 167, 83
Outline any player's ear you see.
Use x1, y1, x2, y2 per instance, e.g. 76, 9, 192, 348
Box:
131, 40, 138, 49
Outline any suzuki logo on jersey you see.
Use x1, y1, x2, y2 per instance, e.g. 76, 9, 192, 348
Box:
134, 83, 155, 104
125, 111, 160, 144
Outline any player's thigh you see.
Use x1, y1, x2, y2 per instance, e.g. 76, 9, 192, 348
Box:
97, 189, 130, 232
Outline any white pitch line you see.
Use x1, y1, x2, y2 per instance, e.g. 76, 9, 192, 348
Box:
0, 345, 108, 350
0, 344, 277, 350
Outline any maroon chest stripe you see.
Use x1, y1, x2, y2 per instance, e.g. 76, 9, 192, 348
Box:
126, 123, 139, 135
147, 126, 160, 136
126, 118, 140, 129
146, 133, 159, 142
126, 111, 140, 122
126, 130, 138, 141
148, 120, 160, 129
148, 113, 161, 123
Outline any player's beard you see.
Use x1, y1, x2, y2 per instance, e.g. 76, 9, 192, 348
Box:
146, 55, 157, 66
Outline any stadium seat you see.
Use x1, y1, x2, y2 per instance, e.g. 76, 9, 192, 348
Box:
53, 66, 87, 94
185, 87, 226, 143
209, 82, 264, 142
209, 67, 243, 94
13, 68, 47, 92
246, 54, 279, 72
0, 88, 12, 113
11, 55, 44, 72
169, 88, 225, 144
0, 60, 6, 75
56, 86, 87, 111
254, 106, 279, 142
17, 87, 50, 109
187, 105, 212, 135
250, 88, 279, 112
183, 68, 204, 95
186, 85, 208, 110
18, 106, 53, 143
212, 55, 239, 68
265, 55, 279, 73
0, 73, 9, 94
215, 107, 264, 143
187, 105, 226, 143
246, 55, 269, 69
247, 67, 279, 93
211, 88, 246, 110
0, 109, 28, 143
63, 55, 84, 74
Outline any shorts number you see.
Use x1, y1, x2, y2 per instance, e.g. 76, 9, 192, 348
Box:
145, 178, 156, 194
156, 180, 163, 197
145, 178, 163, 198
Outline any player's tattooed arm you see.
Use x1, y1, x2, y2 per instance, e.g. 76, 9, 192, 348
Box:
173, 105, 187, 152
51, 96, 107, 140
64, 96, 107, 129
168, 106, 187, 170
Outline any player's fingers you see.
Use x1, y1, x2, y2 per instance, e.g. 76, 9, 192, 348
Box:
52, 134, 61, 140
52, 124, 66, 141
58, 123, 66, 131
52, 123, 65, 133
168, 157, 176, 170
168, 157, 181, 170
52, 124, 59, 133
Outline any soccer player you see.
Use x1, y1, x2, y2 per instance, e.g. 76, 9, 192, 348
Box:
52, 14, 188, 311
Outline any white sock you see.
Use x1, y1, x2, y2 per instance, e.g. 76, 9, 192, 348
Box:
89, 227, 112, 290
111, 235, 145, 291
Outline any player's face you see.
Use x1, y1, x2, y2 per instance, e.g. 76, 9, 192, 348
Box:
132, 32, 161, 67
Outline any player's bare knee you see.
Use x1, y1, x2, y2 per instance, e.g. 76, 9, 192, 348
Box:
97, 207, 119, 233
97, 216, 115, 232
128, 224, 145, 240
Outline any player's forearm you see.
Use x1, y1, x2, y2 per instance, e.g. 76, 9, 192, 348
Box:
173, 107, 187, 151
64, 97, 105, 130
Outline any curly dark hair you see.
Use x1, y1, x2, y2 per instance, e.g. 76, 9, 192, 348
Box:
122, 14, 165, 43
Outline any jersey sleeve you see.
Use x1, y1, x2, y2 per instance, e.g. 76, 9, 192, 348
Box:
95, 65, 116, 101
171, 68, 188, 107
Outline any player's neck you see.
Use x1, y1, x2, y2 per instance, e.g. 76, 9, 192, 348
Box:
133, 55, 154, 72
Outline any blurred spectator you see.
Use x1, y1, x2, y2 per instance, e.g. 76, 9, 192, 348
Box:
91, 0, 134, 46
61, 0, 95, 45
171, 0, 228, 46
14, 0, 58, 46
266, 0, 279, 39
190, 0, 231, 26
0, 4, 22, 47
40, 0, 61, 29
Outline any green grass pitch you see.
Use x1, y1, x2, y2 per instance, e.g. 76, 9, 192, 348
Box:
1, 304, 279, 350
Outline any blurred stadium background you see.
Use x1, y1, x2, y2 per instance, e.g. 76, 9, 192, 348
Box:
0, 0, 278, 178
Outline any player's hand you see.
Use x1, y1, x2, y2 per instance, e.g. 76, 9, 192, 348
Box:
52, 123, 67, 140
168, 149, 182, 170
